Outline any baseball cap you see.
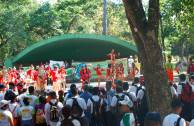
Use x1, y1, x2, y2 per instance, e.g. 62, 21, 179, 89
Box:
44, 89, 53, 93
116, 80, 123, 86
108, 89, 115, 95
179, 74, 186, 81
171, 99, 183, 108
0, 100, 9, 108
0, 84, 6, 88
119, 98, 133, 108
145, 112, 161, 123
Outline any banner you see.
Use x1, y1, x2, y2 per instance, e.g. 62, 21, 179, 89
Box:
50, 60, 64, 70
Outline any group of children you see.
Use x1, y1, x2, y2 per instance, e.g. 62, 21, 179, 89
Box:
0, 73, 193, 126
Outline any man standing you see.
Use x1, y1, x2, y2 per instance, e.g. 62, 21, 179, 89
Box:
58, 65, 67, 90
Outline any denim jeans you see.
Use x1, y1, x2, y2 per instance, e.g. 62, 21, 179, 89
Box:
22, 119, 33, 126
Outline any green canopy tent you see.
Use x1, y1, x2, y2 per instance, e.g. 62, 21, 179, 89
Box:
5, 34, 137, 67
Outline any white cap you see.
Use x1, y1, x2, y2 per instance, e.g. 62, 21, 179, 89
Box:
130, 55, 133, 58
0, 100, 9, 108
119, 98, 133, 108
44, 89, 53, 93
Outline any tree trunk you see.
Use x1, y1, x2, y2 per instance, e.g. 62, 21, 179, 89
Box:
160, 14, 166, 62
122, 0, 171, 119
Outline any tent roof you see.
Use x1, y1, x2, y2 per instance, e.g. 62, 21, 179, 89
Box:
5, 34, 137, 66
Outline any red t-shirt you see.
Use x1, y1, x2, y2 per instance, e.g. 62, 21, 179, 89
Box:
85, 68, 92, 78
51, 70, 58, 82
11, 71, 17, 81
27, 70, 36, 79
119, 67, 124, 74
106, 68, 110, 78
93, 68, 105, 75
15, 77, 24, 91
34, 72, 39, 81
58, 69, 67, 79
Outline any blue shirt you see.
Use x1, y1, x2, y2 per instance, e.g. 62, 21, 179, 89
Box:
80, 91, 92, 104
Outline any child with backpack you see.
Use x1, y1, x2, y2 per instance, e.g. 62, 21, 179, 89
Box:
56, 105, 81, 126
45, 91, 63, 126
35, 95, 47, 126
8, 92, 20, 126
19, 97, 35, 126
119, 98, 135, 126
111, 86, 130, 126
87, 87, 103, 126
177, 74, 193, 122
66, 87, 88, 126
163, 99, 190, 126
129, 77, 142, 96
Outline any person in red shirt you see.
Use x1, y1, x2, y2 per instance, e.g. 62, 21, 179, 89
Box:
107, 49, 120, 70
125, 63, 139, 82
80, 66, 86, 90
119, 63, 125, 78
85, 65, 92, 84
187, 57, 194, 76
58, 65, 67, 90
27, 65, 36, 80
11, 67, 17, 82
34, 67, 39, 88
50, 65, 59, 92
90, 64, 105, 87
45, 63, 52, 85
14, 73, 24, 95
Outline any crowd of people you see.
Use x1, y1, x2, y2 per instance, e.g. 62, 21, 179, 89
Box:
0, 74, 193, 126
0, 49, 193, 126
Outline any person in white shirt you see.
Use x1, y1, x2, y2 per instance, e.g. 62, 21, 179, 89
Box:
66, 87, 88, 126
87, 87, 103, 126
190, 119, 194, 126
8, 92, 20, 126
169, 82, 178, 99
27, 86, 38, 108
0, 100, 14, 126
177, 74, 192, 122
122, 82, 137, 103
111, 86, 130, 126
119, 98, 135, 126
163, 99, 190, 126
128, 56, 134, 70
45, 91, 63, 126
17, 88, 28, 107
19, 97, 35, 126
129, 77, 141, 96
0, 84, 6, 101
56, 105, 80, 126
4, 82, 17, 100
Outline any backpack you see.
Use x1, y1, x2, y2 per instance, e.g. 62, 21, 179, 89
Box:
134, 85, 142, 96
90, 97, 102, 122
139, 89, 148, 115
115, 95, 125, 115
36, 104, 46, 124
179, 82, 193, 103
175, 117, 181, 126
71, 98, 83, 119
4, 90, 11, 100
49, 101, 59, 122
8, 105, 18, 126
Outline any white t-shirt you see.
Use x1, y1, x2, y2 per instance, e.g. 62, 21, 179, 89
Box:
0, 92, 3, 101
66, 96, 87, 117
111, 93, 129, 107
123, 90, 137, 102
45, 99, 63, 126
128, 58, 134, 68
8, 103, 20, 117
120, 113, 135, 126
65, 93, 80, 101
56, 119, 80, 126
0, 109, 12, 126
17, 93, 27, 107
27, 95, 37, 108
190, 119, 194, 126
137, 88, 145, 100
19, 106, 34, 120
129, 84, 140, 95
177, 81, 187, 95
163, 113, 186, 126
87, 95, 103, 113
170, 86, 177, 98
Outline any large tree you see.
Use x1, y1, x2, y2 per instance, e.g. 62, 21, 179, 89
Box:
122, 0, 171, 118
